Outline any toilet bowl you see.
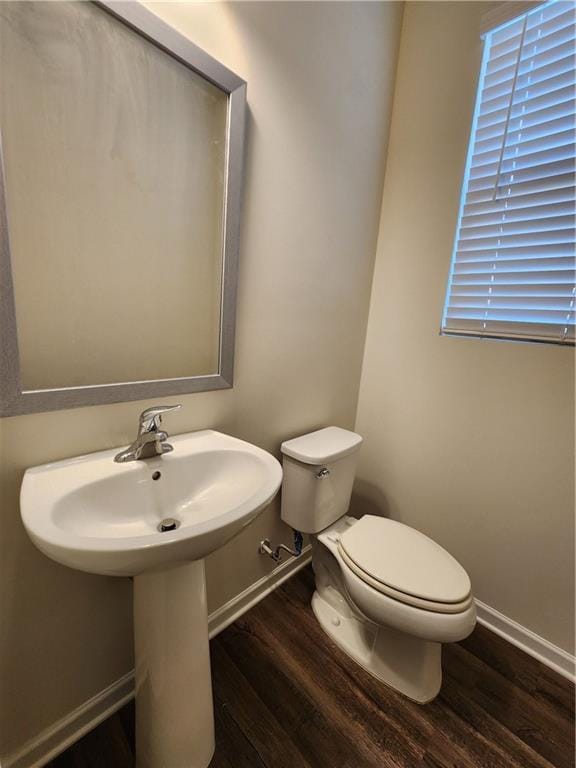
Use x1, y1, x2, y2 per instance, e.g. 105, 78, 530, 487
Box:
280, 427, 476, 703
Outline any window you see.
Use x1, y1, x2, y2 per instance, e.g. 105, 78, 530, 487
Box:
442, 0, 575, 345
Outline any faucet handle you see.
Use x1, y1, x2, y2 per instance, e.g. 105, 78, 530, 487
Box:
139, 404, 181, 433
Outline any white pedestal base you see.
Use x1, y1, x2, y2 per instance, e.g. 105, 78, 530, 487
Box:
134, 560, 214, 768
312, 590, 442, 703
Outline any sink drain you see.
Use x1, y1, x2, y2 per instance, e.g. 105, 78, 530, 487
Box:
158, 518, 180, 533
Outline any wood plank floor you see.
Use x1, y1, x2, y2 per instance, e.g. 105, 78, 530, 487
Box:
48, 566, 575, 768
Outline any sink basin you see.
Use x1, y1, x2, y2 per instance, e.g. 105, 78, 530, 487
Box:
20, 428, 283, 768
21, 430, 282, 576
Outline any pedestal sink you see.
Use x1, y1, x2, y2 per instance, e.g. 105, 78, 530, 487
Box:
20, 430, 282, 768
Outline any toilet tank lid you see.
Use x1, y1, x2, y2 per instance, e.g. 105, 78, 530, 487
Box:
281, 427, 362, 465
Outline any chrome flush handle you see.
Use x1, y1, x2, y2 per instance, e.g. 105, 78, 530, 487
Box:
315, 467, 331, 479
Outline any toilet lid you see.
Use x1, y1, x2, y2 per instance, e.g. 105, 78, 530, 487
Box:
338, 516, 471, 604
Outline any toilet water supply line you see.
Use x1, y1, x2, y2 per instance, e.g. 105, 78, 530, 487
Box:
259, 530, 303, 563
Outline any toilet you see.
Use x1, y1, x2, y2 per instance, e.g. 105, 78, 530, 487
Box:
280, 426, 476, 703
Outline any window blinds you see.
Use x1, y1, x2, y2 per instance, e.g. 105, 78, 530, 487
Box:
442, 0, 576, 345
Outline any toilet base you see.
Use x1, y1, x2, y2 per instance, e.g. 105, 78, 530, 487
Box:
312, 589, 442, 703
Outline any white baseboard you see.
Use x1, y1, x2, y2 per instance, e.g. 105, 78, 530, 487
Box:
2, 672, 135, 768
208, 545, 312, 639
2, 548, 312, 768
475, 599, 576, 683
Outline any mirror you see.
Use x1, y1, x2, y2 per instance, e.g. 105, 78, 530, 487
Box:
0, 1, 246, 416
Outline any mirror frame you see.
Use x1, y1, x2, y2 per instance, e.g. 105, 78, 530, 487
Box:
0, 1, 246, 417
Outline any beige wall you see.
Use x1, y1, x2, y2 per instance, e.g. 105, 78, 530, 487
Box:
0, 2, 403, 758
354, 1, 575, 654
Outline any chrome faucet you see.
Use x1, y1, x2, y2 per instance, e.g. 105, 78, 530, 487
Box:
114, 405, 182, 463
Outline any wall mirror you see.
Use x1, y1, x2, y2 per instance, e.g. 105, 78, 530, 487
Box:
0, 1, 246, 416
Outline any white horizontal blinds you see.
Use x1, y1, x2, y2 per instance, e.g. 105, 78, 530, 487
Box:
442, 0, 576, 344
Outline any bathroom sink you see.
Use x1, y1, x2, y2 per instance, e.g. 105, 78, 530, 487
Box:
21, 427, 282, 768
21, 430, 282, 577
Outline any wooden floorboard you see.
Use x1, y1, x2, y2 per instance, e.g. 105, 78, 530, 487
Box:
47, 566, 575, 768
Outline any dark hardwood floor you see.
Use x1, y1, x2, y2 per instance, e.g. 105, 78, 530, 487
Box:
48, 566, 575, 768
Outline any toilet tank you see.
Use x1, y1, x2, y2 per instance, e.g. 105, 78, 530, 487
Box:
280, 427, 363, 533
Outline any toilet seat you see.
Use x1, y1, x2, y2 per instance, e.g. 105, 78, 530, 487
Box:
337, 516, 472, 615
337, 546, 473, 614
